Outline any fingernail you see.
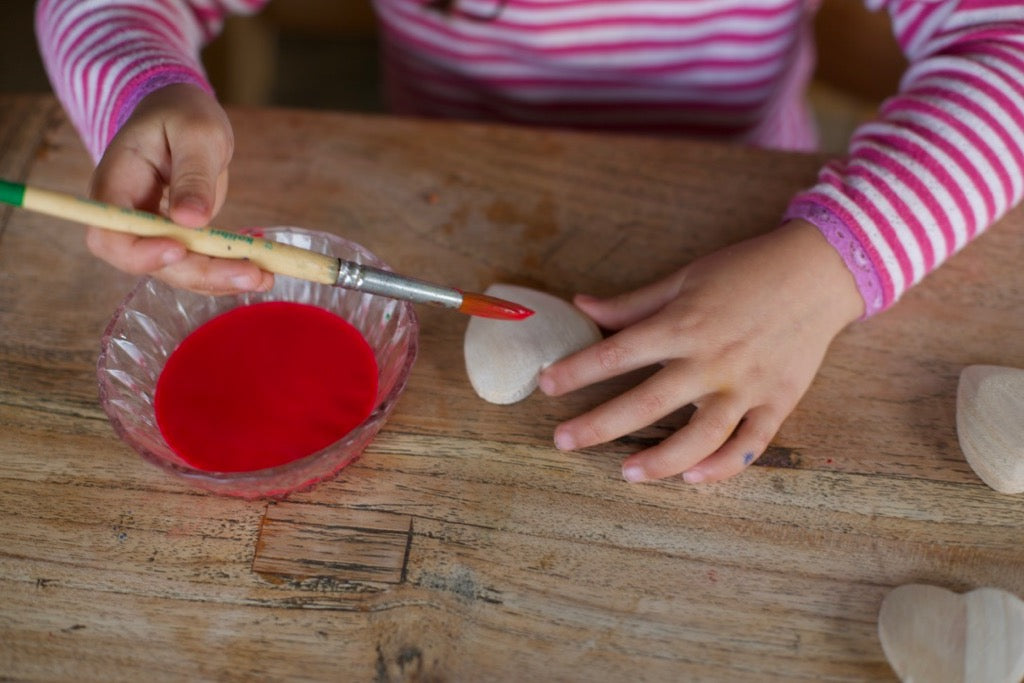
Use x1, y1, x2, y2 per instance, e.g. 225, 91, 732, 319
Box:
186, 194, 207, 207
171, 196, 212, 228
161, 247, 186, 265
176, 193, 209, 214
622, 464, 647, 483
553, 429, 575, 451
231, 274, 257, 290
537, 373, 556, 395
683, 470, 705, 484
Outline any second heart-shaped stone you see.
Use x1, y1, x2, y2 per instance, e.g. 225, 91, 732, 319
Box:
957, 364, 1024, 494
878, 583, 1024, 683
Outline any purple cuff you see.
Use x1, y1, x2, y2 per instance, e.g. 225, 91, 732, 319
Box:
102, 66, 214, 159
784, 201, 885, 318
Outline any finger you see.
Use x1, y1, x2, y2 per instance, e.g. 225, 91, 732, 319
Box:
680, 405, 782, 484
552, 364, 701, 451
91, 143, 164, 211
539, 320, 689, 397
154, 252, 273, 295
85, 227, 187, 275
167, 135, 231, 228
619, 394, 746, 482
89, 147, 189, 272
573, 271, 685, 331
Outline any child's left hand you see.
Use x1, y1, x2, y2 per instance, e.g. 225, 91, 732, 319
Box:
537, 219, 865, 484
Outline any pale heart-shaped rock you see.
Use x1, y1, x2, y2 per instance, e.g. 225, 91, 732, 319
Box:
878, 584, 1024, 683
464, 284, 601, 404
956, 365, 1024, 494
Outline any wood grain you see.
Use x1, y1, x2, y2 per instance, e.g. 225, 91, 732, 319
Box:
254, 503, 413, 585
2, 95, 1023, 681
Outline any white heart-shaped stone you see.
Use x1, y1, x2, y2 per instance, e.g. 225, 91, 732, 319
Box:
956, 365, 1024, 494
464, 284, 601, 404
878, 584, 1024, 683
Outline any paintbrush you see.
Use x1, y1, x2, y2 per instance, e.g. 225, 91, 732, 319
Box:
0, 179, 532, 320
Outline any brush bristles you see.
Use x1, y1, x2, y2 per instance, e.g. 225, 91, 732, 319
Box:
458, 291, 534, 320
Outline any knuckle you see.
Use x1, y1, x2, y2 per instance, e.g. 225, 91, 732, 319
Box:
771, 381, 805, 412
695, 409, 734, 440
745, 360, 767, 384
161, 259, 216, 295
175, 167, 214, 191
685, 413, 738, 454
182, 116, 233, 157
191, 269, 224, 295
85, 230, 148, 275
180, 108, 221, 134
596, 339, 630, 371
748, 418, 779, 453
634, 388, 668, 418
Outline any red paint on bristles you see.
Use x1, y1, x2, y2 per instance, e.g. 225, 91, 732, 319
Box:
458, 291, 534, 320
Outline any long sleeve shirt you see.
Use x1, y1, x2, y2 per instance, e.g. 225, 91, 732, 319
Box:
35, 0, 1024, 316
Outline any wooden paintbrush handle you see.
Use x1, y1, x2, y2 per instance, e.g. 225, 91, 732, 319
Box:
21, 185, 339, 285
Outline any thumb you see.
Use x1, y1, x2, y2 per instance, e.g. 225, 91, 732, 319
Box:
573, 270, 686, 330
167, 140, 229, 229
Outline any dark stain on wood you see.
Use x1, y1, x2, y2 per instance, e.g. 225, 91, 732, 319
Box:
754, 445, 801, 469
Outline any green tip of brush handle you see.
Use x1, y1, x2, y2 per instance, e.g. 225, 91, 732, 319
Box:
0, 179, 26, 207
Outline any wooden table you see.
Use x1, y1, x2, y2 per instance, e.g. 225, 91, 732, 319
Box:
2, 94, 1022, 681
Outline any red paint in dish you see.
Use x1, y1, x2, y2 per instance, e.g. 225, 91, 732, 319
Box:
154, 301, 378, 472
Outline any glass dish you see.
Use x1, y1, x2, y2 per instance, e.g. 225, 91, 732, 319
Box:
97, 227, 418, 499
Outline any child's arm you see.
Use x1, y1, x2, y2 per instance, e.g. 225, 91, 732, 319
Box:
35, 0, 265, 161
35, 0, 272, 293
540, 0, 1024, 484
788, 0, 1024, 317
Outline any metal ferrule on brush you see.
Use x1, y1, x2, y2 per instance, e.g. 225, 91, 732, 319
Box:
334, 258, 463, 309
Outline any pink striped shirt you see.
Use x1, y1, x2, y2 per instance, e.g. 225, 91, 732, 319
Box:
35, 0, 1024, 316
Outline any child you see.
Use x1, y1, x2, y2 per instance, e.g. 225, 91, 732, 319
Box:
36, 1, 1024, 485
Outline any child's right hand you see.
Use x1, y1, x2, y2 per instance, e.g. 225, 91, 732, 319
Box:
87, 83, 273, 294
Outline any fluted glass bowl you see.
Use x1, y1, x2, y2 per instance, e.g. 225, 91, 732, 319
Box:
97, 227, 418, 499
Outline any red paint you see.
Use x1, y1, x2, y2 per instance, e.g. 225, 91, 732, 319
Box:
458, 291, 534, 320
155, 301, 378, 472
